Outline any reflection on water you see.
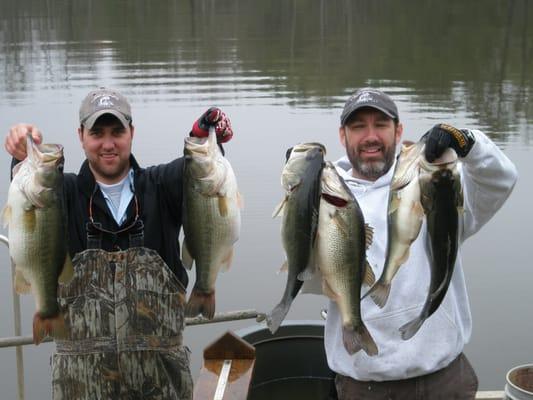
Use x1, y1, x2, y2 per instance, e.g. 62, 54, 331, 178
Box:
1, 0, 532, 144
0, 1, 532, 398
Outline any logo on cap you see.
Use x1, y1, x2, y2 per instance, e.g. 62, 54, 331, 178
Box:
356, 91, 375, 104
93, 94, 118, 108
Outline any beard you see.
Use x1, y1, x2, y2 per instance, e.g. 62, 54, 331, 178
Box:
347, 140, 396, 180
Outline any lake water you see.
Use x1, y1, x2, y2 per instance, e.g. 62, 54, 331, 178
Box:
0, 0, 532, 398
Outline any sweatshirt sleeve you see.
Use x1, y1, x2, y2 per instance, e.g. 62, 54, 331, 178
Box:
460, 129, 518, 241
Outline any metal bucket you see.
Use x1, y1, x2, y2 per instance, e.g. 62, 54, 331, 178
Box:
505, 364, 533, 400
236, 320, 336, 400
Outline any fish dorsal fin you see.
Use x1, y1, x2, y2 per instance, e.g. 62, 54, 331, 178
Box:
272, 196, 287, 218
58, 254, 74, 284
363, 261, 376, 287
365, 224, 374, 250
181, 240, 194, 270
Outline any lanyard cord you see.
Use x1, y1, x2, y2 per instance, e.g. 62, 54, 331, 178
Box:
88, 186, 140, 235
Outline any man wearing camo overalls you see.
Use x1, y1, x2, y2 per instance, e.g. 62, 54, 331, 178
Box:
4, 88, 234, 399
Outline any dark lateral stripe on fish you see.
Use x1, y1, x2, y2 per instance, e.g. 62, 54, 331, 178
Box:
322, 193, 348, 207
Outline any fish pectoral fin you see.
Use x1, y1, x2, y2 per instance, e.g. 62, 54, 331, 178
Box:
297, 264, 316, 281
58, 254, 74, 284
220, 248, 234, 272
412, 200, 425, 218
181, 240, 194, 270
272, 196, 288, 218
388, 192, 401, 215
1, 205, 11, 228
332, 210, 350, 237
22, 208, 37, 233
218, 196, 229, 217
321, 279, 339, 301
363, 261, 376, 287
14, 268, 31, 294
237, 192, 244, 209
298, 246, 318, 281
278, 260, 289, 274
365, 224, 374, 250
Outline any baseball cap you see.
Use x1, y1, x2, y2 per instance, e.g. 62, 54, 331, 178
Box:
340, 88, 399, 125
79, 88, 132, 129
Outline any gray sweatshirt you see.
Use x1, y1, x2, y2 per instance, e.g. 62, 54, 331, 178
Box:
305, 130, 518, 381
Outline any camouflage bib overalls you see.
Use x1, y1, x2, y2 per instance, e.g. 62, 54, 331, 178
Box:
51, 221, 193, 399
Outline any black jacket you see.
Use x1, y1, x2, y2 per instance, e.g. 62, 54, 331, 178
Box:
62, 155, 189, 287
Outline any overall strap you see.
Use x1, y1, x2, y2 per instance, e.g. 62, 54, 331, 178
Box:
86, 222, 103, 249
128, 219, 145, 248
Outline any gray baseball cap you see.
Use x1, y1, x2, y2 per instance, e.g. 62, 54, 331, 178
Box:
340, 88, 399, 125
79, 88, 132, 129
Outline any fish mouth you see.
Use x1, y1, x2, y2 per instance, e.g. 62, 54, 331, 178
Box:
288, 142, 326, 158
420, 148, 458, 170
292, 142, 326, 153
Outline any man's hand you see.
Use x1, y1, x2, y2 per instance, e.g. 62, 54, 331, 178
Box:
190, 107, 233, 144
5, 123, 43, 161
423, 123, 475, 162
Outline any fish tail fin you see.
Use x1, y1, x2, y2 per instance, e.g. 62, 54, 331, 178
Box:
266, 302, 290, 334
32, 312, 67, 345
399, 317, 424, 340
362, 280, 391, 309
185, 289, 215, 319
343, 324, 378, 356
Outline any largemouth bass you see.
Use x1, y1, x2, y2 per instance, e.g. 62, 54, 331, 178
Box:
316, 162, 377, 356
2, 134, 73, 345
266, 143, 325, 334
364, 140, 425, 308
399, 148, 463, 340
182, 127, 241, 319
